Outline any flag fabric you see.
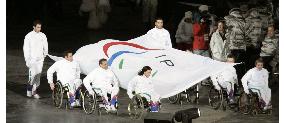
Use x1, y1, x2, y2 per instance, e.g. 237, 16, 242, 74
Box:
49, 34, 235, 98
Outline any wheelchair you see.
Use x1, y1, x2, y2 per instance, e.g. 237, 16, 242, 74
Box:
168, 84, 199, 105
128, 93, 161, 119
208, 82, 241, 111
82, 87, 118, 115
238, 88, 272, 115
52, 81, 83, 109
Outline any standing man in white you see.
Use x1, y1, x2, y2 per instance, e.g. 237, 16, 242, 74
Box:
23, 20, 48, 99
146, 18, 172, 49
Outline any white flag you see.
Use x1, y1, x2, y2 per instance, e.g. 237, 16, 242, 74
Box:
49, 34, 235, 98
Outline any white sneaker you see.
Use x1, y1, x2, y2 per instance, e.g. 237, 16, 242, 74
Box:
150, 110, 158, 112
264, 105, 272, 111
75, 99, 81, 107
27, 91, 32, 97
99, 104, 105, 108
33, 94, 40, 99
71, 102, 76, 107
110, 105, 117, 111
105, 105, 111, 112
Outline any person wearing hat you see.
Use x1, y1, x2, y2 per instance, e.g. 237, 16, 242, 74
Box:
192, 5, 210, 57
195, 5, 217, 38
175, 11, 194, 51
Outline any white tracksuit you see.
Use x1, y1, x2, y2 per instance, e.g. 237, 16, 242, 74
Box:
241, 67, 271, 105
23, 30, 48, 91
146, 27, 172, 49
83, 67, 119, 101
47, 59, 82, 95
210, 66, 238, 95
127, 75, 160, 102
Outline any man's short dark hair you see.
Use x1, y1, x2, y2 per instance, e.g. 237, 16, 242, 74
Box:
33, 20, 42, 27
155, 17, 163, 22
255, 58, 264, 65
227, 54, 235, 60
63, 50, 73, 57
99, 58, 107, 65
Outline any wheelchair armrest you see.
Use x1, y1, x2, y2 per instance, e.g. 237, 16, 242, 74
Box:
248, 88, 260, 97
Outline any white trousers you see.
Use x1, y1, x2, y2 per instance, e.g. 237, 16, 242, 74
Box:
139, 91, 160, 102
28, 60, 44, 92
248, 84, 271, 106
213, 81, 235, 95
62, 79, 83, 96
93, 84, 119, 102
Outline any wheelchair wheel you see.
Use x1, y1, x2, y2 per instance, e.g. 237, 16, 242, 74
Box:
52, 82, 64, 108
267, 109, 272, 115
250, 94, 261, 115
208, 86, 223, 110
128, 95, 146, 119
222, 99, 227, 111
251, 109, 258, 116
82, 90, 96, 114
238, 92, 250, 114
168, 93, 180, 104
186, 85, 198, 104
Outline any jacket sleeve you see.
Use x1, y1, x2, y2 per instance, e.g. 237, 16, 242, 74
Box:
263, 69, 269, 87
23, 35, 31, 66
165, 31, 172, 48
47, 62, 59, 84
76, 62, 81, 79
83, 71, 95, 94
43, 34, 48, 57
241, 69, 252, 94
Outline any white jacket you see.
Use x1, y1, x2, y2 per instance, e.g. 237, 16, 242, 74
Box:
210, 31, 229, 61
127, 75, 156, 99
146, 27, 172, 49
211, 66, 238, 90
83, 67, 119, 93
175, 17, 193, 44
47, 59, 80, 85
241, 67, 269, 94
23, 31, 48, 67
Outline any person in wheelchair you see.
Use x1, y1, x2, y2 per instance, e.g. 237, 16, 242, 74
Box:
241, 58, 271, 111
83, 58, 119, 112
127, 66, 161, 112
210, 54, 238, 104
47, 50, 82, 107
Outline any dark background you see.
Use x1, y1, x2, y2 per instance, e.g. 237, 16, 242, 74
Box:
6, 0, 278, 53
